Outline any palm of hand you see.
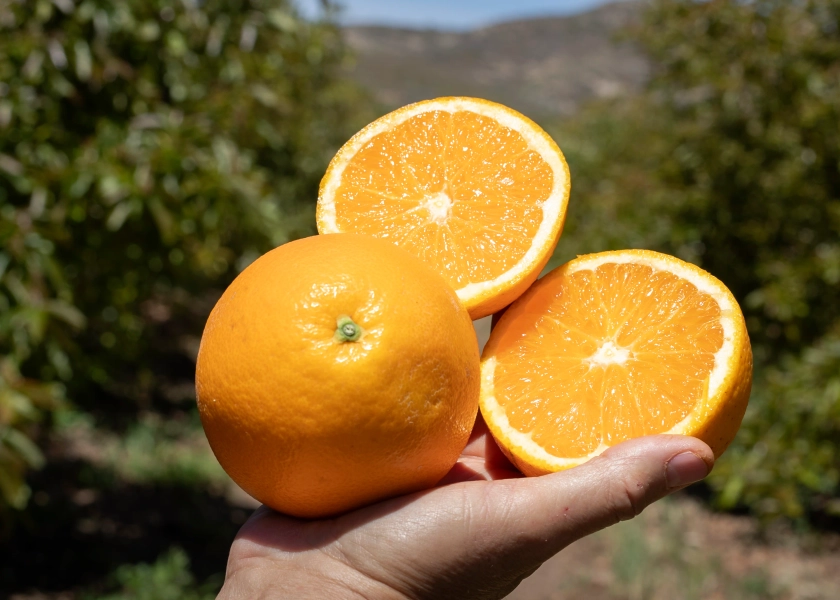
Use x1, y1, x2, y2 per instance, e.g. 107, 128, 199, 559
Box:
220, 418, 712, 600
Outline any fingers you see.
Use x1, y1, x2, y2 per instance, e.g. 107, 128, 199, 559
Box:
477, 435, 714, 566
459, 412, 493, 459
438, 415, 516, 485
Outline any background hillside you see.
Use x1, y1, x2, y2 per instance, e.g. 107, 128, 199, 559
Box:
344, 1, 648, 117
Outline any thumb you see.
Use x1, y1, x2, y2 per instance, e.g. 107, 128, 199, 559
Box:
481, 435, 714, 567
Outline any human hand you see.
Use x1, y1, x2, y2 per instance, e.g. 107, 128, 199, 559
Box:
218, 415, 713, 600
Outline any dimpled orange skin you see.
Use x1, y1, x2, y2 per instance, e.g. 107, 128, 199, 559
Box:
195, 233, 480, 519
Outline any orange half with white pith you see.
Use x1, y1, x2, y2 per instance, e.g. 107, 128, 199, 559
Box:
479, 249, 753, 476
317, 97, 571, 320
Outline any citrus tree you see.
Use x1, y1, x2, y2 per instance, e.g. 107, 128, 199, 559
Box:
0, 0, 372, 509
550, 0, 840, 522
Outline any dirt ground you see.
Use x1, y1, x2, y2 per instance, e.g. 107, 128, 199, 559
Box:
505, 495, 840, 600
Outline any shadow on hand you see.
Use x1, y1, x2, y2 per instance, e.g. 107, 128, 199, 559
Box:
233, 414, 523, 555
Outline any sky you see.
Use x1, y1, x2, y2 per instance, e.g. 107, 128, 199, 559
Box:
296, 0, 633, 30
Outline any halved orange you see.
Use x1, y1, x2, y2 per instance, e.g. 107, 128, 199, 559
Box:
480, 249, 752, 476
317, 97, 571, 320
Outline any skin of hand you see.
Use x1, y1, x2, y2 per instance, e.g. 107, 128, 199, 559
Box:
217, 416, 714, 600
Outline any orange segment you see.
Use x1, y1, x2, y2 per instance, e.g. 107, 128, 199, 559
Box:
480, 249, 753, 476
318, 97, 570, 319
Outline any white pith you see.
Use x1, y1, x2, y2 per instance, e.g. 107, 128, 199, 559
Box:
567, 253, 737, 399
480, 253, 740, 469
587, 340, 632, 367
318, 98, 570, 305
424, 191, 453, 224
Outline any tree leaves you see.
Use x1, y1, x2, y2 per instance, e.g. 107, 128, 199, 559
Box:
0, 0, 373, 511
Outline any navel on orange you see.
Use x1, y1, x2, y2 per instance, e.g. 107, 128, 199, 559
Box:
196, 234, 480, 518
480, 250, 752, 476
317, 97, 571, 320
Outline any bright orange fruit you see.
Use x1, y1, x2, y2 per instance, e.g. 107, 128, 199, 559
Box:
480, 250, 752, 476
317, 97, 571, 320
196, 234, 480, 518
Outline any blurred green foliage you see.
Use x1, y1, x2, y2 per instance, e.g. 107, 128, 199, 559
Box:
54, 407, 228, 488
549, 0, 840, 521
605, 498, 783, 599
85, 547, 219, 600
0, 0, 372, 509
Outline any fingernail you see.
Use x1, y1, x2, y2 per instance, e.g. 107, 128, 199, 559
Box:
666, 452, 709, 488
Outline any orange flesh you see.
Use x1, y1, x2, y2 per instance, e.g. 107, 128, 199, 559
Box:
334, 110, 553, 288
493, 263, 725, 458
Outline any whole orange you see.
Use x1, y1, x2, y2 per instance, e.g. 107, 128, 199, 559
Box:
195, 233, 480, 518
